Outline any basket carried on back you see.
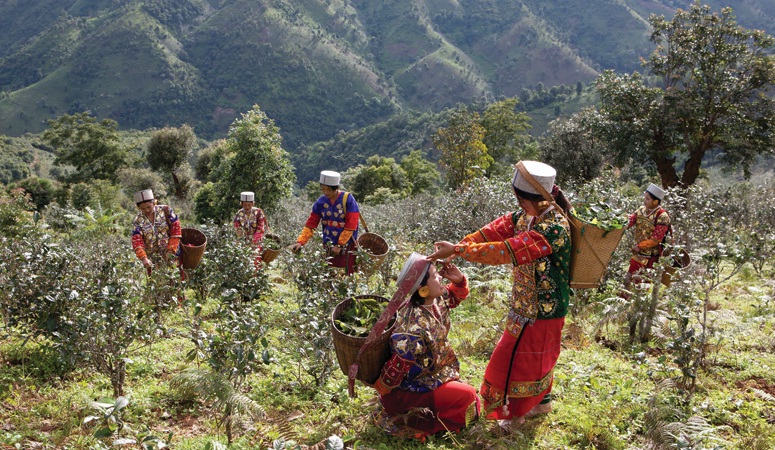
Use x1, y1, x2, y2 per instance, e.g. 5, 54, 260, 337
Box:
569, 216, 626, 289
661, 248, 691, 287
331, 295, 394, 384
180, 228, 207, 269
357, 232, 389, 274
260, 233, 283, 264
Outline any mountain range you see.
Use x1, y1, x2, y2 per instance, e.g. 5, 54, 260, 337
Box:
1, 0, 774, 154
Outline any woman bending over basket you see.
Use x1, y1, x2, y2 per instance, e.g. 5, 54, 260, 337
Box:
371, 253, 479, 441
430, 161, 573, 433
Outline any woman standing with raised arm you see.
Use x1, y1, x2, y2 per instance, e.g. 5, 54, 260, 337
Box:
429, 161, 573, 431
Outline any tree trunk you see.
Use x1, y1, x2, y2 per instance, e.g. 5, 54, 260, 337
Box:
653, 153, 679, 188
681, 146, 706, 187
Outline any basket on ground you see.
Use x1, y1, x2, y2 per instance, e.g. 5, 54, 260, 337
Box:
260, 233, 283, 264
331, 295, 394, 384
661, 248, 691, 287
357, 232, 389, 274
180, 228, 207, 269
569, 216, 626, 289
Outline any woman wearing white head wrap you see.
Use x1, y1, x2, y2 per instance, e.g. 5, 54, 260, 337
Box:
623, 183, 671, 289
430, 161, 573, 431
369, 253, 479, 440
233, 191, 268, 268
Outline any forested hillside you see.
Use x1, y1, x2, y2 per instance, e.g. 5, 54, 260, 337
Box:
2, 0, 773, 152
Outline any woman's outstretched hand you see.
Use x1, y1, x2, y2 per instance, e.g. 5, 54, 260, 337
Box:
428, 241, 456, 262
438, 262, 464, 285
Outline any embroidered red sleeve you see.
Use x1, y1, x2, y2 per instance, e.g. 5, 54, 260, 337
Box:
446, 278, 469, 309
132, 233, 146, 260
628, 213, 636, 228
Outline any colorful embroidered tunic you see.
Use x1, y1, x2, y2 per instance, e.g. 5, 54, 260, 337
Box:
233, 207, 267, 248
376, 280, 469, 394
131, 204, 181, 263
373, 279, 479, 439
296, 191, 359, 246
628, 206, 670, 266
452, 207, 571, 419
454, 208, 572, 323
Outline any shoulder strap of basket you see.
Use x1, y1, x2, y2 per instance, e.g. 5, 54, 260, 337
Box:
347, 259, 427, 397
342, 191, 369, 233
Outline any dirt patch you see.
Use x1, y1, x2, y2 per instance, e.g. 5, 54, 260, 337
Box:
736, 377, 775, 396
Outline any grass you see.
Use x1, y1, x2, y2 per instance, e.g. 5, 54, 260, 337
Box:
1, 260, 774, 449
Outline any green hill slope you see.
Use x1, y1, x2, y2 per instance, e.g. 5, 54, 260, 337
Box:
0, 0, 773, 152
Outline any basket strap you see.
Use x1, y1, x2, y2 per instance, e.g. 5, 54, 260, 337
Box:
347, 257, 429, 397
343, 191, 370, 234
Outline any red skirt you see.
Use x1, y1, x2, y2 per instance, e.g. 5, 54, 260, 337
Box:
376, 380, 479, 439
480, 317, 564, 420
326, 242, 357, 275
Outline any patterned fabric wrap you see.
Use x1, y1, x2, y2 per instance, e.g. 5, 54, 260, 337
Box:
298, 192, 360, 245
233, 207, 267, 249
456, 209, 572, 323
131, 205, 181, 263
628, 206, 671, 265
377, 281, 469, 393
480, 317, 564, 419
374, 380, 479, 439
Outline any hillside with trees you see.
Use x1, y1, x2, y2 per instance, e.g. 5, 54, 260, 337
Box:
2, 0, 774, 155
0, 2, 774, 448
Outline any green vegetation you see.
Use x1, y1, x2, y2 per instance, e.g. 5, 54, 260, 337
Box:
1, 175, 774, 449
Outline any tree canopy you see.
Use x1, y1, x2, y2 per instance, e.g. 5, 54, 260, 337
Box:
433, 107, 491, 189
596, 2, 775, 188
194, 106, 295, 222
42, 112, 129, 184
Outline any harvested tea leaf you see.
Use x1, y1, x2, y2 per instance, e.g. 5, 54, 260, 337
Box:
335, 297, 389, 337
263, 234, 282, 250
574, 201, 627, 230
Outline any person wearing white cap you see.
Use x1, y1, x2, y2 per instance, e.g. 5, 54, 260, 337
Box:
131, 189, 182, 273
623, 182, 672, 289
429, 161, 574, 431
233, 191, 268, 266
368, 253, 479, 439
290, 170, 361, 275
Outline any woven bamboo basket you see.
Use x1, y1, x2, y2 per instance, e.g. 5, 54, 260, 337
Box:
569, 215, 626, 289
356, 232, 389, 274
180, 228, 207, 269
260, 233, 283, 264
331, 295, 394, 384
661, 248, 691, 287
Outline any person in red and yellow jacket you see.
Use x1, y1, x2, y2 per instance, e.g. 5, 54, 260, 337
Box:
624, 183, 671, 288
131, 189, 182, 274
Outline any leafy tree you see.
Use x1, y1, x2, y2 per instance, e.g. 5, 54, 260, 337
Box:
18, 176, 54, 210
42, 112, 129, 184
541, 108, 610, 183
596, 3, 775, 188
194, 106, 295, 222
0, 137, 32, 184
343, 155, 410, 204
433, 107, 492, 189
399, 150, 441, 196
116, 167, 167, 203
480, 98, 532, 176
146, 125, 197, 199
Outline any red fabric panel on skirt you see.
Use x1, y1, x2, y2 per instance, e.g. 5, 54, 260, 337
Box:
483, 317, 564, 420
326, 242, 357, 275
380, 380, 479, 436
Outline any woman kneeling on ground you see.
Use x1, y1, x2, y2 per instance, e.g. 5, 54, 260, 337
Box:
372, 253, 480, 440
